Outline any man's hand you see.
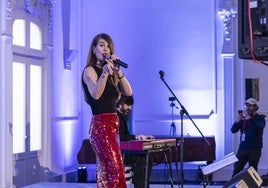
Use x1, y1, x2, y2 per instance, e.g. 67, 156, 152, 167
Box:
135, 135, 155, 140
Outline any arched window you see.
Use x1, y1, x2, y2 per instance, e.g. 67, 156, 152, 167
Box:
13, 19, 26, 47
13, 19, 42, 50
30, 22, 42, 50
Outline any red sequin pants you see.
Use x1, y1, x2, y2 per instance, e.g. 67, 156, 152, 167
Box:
89, 113, 126, 188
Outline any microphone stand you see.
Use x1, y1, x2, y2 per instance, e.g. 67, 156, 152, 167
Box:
159, 71, 210, 188
169, 97, 178, 136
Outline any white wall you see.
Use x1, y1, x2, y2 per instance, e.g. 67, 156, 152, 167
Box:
79, 0, 268, 179
80, 0, 219, 140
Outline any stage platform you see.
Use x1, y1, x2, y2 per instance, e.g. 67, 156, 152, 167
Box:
22, 182, 224, 188
21, 181, 268, 188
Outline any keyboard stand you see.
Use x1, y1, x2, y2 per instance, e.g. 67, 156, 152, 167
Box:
122, 146, 175, 188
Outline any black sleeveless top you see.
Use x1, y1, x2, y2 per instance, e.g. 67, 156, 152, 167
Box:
82, 66, 119, 115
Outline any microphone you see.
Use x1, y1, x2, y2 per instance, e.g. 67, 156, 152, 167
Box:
159, 70, 165, 79
105, 54, 128, 68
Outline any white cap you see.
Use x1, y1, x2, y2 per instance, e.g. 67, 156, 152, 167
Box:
245, 98, 259, 107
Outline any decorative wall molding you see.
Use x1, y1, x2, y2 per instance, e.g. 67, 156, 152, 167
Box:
24, 0, 57, 15
6, 0, 57, 32
218, 0, 237, 42
40, 0, 57, 32
6, 1, 12, 20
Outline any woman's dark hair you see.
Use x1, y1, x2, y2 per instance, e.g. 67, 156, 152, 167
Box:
117, 95, 134, 107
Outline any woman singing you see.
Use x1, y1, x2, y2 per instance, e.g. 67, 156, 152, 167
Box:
82, 33, 132, 187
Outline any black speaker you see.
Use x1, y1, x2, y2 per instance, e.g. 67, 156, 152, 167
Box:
245, 78, 259, 100
77, 166, 88, 183
223, 167, 263, 188
238, 0, 268, 60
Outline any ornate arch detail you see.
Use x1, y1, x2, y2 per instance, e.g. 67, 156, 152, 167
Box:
24, 0, 57, 18
39, 0, 58, 32
6, 0, 57, 32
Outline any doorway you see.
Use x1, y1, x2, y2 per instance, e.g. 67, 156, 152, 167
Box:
12, 55, 44, 187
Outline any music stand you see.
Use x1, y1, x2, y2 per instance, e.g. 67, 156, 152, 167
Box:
200, 152, 238, 188
159, 70, 210, 188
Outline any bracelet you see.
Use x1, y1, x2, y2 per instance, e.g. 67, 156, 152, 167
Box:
118, 73, 125, 80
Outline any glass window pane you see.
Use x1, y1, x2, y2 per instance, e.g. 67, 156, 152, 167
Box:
13, 62, 26, 154
30, 65, 42, 151
13, 19, 26, 47
30, 22, 42, 50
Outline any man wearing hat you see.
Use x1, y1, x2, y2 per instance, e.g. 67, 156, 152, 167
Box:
231, 98, 266, 177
